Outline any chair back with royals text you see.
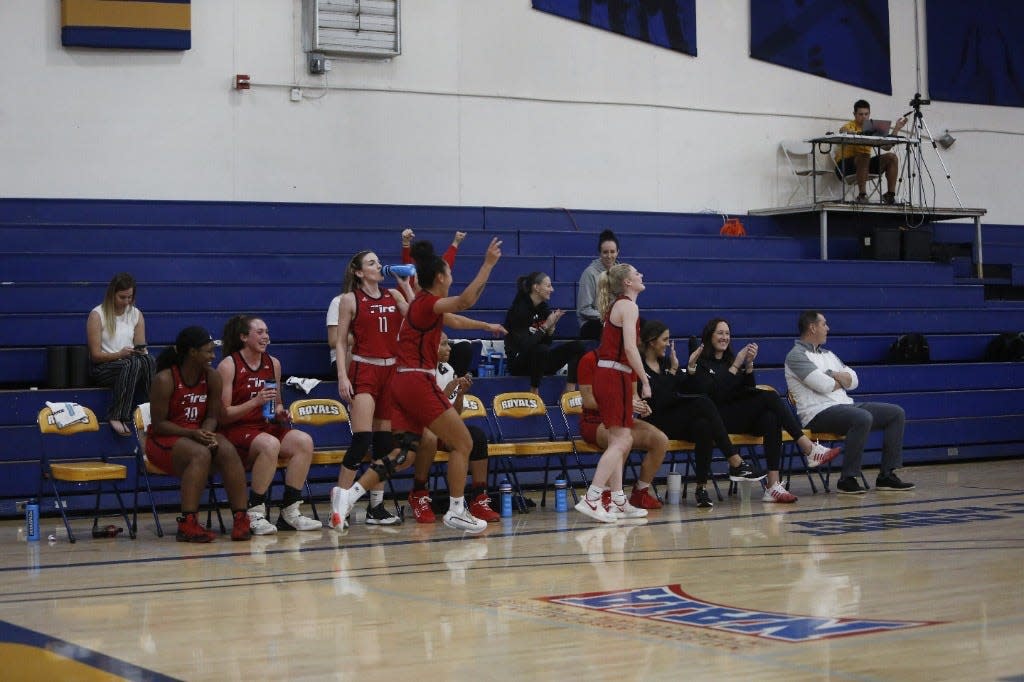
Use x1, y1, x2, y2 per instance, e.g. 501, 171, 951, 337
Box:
38, 405, 135, 543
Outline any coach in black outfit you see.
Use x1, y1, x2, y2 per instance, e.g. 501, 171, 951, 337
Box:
504, 271, 585, 395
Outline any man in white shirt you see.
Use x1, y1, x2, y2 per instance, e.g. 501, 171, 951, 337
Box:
785, 310, 914, 494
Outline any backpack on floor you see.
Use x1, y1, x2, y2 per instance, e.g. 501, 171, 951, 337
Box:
984, 332, 1024, 362
887, 333, 930, 364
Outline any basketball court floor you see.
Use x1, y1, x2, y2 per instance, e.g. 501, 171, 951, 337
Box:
2, 459, 1022, 681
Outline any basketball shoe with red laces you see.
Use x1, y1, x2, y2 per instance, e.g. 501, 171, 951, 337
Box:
230, 511, 252, 541
408, 489, 436, 523
468, 491, 500, 523
176, 512, 216, 543
629, 485, 663, 509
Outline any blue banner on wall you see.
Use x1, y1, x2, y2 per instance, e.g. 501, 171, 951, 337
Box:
532, 0, 696, 57
926, 0, 1024, 108
750, 0, 891, 94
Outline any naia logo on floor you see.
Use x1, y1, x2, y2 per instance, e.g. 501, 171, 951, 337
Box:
543, 585, 941, 642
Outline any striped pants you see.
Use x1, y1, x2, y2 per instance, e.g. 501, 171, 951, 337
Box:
90, 354, 156, 422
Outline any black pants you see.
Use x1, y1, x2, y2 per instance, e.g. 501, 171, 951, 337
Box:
579, 319, 603, 341
647, 395, 734, 484
507, 340, 585, 390
717, 390, 803, 472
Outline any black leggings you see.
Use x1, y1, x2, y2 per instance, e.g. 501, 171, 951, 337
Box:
647, 395, 735, 485
717, 390, 804, 472
508, 340, 585, 390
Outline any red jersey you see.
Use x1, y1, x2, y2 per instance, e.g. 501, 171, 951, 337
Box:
396, 291, 443, 370
576, 350, 600, 420
149, 365, 209, 435
229, 350, 275, 426
351, 287, 403, 358
598, 295, 638, 372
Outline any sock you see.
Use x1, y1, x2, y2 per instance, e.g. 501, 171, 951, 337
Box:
587, 485, 603, 501
248, 491, 267, 510
450, 496, 465, 514
413, 478, 429, 492
281, 485, 302, 509
369, 489, 384, 506
635, 480, 650, 491
350, 483, 367, 503
611, 490, 627, 506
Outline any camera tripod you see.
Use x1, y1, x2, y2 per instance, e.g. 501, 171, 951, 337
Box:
901, 93, 964, 210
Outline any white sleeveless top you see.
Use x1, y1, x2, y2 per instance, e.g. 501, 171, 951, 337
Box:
91, 304, 140, 354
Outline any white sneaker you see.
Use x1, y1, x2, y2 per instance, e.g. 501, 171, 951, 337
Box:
807, 442, 842, 468
608, 498, 648, 519
277, 501, 323, 531
761, 481, 798, 503
442, 508, 488, 533
574, 496, 618, 524
246, 503, 278, 536
329, 487, 352, 532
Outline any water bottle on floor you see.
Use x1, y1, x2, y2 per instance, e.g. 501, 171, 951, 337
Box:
25, 499, 40, 542
499, 479, 513, 517
554, 479, 568, 512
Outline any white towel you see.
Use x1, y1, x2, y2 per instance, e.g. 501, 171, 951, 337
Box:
45, 401, 88, 429
285, 377, 322, 395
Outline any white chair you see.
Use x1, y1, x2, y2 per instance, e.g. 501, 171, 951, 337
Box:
779, 139, 834, 205
830, 151, 882, 203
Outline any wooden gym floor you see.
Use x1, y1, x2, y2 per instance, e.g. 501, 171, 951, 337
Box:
1, 459, 1022, 681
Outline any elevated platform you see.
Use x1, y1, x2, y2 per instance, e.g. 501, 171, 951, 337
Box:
748, 202, 987, 275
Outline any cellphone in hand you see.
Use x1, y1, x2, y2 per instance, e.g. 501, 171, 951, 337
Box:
134, 344, 147, 351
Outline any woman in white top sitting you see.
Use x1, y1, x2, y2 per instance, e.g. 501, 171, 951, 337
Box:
86, 272, 155, 437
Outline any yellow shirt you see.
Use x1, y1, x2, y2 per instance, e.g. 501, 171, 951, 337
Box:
835, 120, 872, 160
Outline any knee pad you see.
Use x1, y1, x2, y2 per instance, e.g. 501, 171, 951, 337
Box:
369, 432, 418, 482
342, 431, 373, 471
468, 425, 488, 462
372, 431, 394, 459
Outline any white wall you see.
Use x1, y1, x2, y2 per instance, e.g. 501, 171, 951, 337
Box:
1, 0, 1020, 221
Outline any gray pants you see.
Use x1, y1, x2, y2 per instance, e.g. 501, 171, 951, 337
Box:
806, 402, 905, 480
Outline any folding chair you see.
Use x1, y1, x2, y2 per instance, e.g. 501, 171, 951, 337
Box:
779, 139, 834, 205
429, 393, 500, 492
37, 405, 135, 544
132, 403, 225, 537
287, 397, 401, 517
786, 391, 866, 492
490, 392, 575, 512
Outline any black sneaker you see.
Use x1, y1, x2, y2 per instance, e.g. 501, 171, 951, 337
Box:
875, 472, 915, 491
836, 476, 866, 495
695, 487, 714, 509
365, 502, 402, 525
728, 460, 766, 482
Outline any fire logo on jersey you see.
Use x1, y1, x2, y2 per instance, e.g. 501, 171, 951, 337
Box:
541, 584, 941, 642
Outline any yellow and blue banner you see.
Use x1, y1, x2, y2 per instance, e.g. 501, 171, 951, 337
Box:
61, 0, 191, 51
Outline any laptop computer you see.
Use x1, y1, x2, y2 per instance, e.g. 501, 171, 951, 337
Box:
861, 118, 891, 136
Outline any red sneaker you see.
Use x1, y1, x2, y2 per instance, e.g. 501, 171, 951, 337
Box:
408, 489, 436, 524
469, 491, 500, 523
629, 486, 663, 509
231, 511, 252, 541
176, 513, 216, 543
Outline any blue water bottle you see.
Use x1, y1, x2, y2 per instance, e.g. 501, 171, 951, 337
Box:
381, 264, 417, 278
499, 479, 513, 518
262, 380, 277, 421
554, 478, 568, 513
26, 498, 40, 542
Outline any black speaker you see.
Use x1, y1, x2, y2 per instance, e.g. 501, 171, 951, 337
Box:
68, 345, 91, 388
47, 346, 69, 388
862, 227, 901, 260
901, 228, 933, 261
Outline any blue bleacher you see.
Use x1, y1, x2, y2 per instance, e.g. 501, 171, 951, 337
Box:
1, 197, 1023, 514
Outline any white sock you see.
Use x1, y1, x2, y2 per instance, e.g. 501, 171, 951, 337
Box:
450, 496, 466, 514
587, 485, 603, 501
369, 489, 384, 506
350, 483, 366, 503
636, 480, 650, 491
611, 490, 627, 506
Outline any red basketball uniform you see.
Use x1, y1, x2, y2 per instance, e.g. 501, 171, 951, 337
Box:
575, 350, 603, 446
390, 291, 451, 434
594, 296, 638, 429
145, 365, 210, 475
347, 287, 404, 420
219, 350, 292, 461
